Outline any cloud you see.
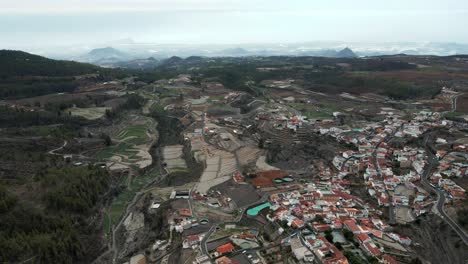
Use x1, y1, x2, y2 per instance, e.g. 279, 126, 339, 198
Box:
0, 0, 268, 14
2, 0, 467, 14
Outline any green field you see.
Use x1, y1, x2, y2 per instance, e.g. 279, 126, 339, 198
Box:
96, 123, 153, 162
288, 102, 333, 119
116, 125, 150, 145
95, 142, 139, 160
104, 171, 158, 235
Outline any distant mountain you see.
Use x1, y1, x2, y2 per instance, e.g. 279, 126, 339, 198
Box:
112, 57, 160, 69
0, 50, 100, 78
80, 47, 131, 64
161, 56, 184, 66
184, 56, 206, 63
336, 47, 357, 58
222, 48, 250, 56
88, 47, 126, 59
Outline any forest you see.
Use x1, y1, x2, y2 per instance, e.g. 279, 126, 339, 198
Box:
0, 166, 110, 263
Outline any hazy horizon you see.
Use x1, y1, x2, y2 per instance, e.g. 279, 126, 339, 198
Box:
2, 0, 468, 51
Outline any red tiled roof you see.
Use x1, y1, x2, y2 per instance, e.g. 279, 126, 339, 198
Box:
291, 218, 305, 228
357, 233, 371, 243
344, 219, 361, 233
178, 208, 192, 217
382, 254, 398, 264
370, 230, 383, 238
216, 243, 235, 254
187, 235, 200, 243
216, 256, 240, 264
363, 242, 381, 256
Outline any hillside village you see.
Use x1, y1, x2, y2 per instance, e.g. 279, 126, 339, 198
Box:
1, 52, 468, 264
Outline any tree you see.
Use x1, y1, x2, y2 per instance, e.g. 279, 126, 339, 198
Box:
100, 133, 112, 146
343, 229, 354, 241
313, 214, 325, 223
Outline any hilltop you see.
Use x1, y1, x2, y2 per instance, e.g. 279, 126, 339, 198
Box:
84, 47, 129, 63
336, 47, 357, 58
0, 50, 100, 78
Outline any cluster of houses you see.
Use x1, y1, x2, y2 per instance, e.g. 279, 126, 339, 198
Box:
158, 75, 467, 264
247, 109, 467, 263
325, 110, 466, 217
261, 186, 405, 263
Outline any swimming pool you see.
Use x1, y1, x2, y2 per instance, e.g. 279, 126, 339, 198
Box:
246, 202, 271, 216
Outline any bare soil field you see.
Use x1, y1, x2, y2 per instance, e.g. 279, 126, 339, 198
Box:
66, 106, 111, 120
212, 180, 261, 208
456, 94, 468, 113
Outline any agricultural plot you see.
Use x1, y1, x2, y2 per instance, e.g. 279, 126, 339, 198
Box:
96, 116, 157, 169
116, 125, 151, 145
236, 146, 262, 167
104, 171, 158, 234
66, 106, 111, 120
162, 145, 187, 172
196, 147, 237, 194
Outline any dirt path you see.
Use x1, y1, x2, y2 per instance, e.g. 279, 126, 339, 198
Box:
47, 140, 67, 155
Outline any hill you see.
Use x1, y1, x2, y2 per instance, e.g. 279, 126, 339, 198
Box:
111, 57, 160, 69
84, 47, 129, 63
336, 47, 357, 58
0, 50, 100, 78
0, 50, 129, 99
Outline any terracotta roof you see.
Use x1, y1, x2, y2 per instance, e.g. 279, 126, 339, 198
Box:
363, 242, 381, 256
216, 243, 235, 254
382, 254, 398, 264
216, 256, 238, 264
344, 219, 361, 233
178, 208, 192, 217
357, 233, 371, 243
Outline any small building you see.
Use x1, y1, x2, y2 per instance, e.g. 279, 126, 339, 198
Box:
216, 243, 235, 255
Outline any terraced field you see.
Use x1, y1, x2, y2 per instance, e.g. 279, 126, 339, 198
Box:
116, 125, 150, 145
96, 115, 157, 170
162, 144, 187, 172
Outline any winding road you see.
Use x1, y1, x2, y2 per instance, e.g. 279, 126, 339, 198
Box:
420, 134, 468, 246
47, 140, 67, 155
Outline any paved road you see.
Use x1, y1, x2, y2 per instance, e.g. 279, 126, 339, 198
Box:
421, 134, 468, 246
372, 129, 399, 225
452, 93, 465, 112
200, 224, 218, 256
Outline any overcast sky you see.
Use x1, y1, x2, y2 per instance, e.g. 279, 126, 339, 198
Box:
1, 0, 468, 48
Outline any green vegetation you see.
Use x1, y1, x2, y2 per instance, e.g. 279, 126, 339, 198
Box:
343, 250, 368, 264
0, 78, 79, 99
105, 171, 157, 234
0, 166, 110, 263
116, 125, 150, 145
210, 227, 250, 240
0, 106, 89, 128
457, 208, 468, 228
343, 229, 354, 241
95, 142, 139, 160
0, 50, 100, 78
0, 50, 131, 99
38, 167, 110, 213
288, 102, 333, 119
445, 111, 465, 120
